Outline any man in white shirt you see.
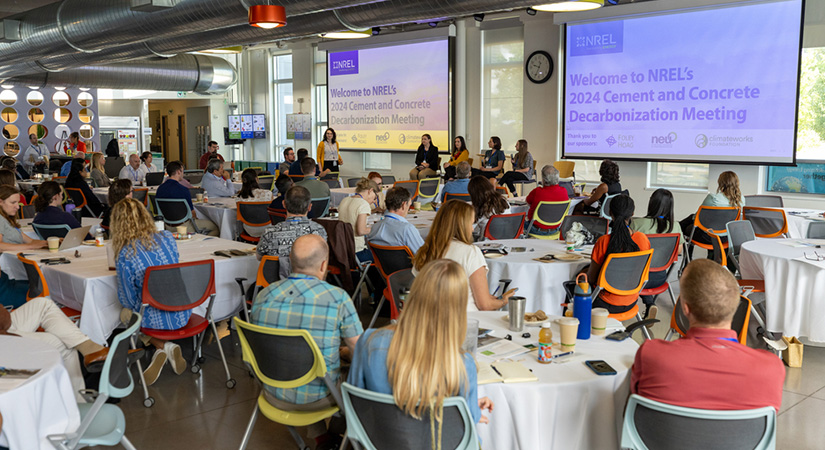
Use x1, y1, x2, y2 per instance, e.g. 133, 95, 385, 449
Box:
22, 133, 49, 173
118, 153, 146, 184
201, 158, 237, 197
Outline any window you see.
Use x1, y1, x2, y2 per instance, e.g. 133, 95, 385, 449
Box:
481, 27, 523, 155
563, 159, 602, 183
648, 162, 710, 190
272, 53, 294, 161
314, 48, 328, 145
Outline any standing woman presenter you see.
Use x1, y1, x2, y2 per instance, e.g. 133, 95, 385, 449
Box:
316, 128, 343, 175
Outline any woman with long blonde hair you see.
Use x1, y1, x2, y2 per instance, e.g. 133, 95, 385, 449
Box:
111, 198, 188, 385
413, 200, 511, 311
703, 171, 744, 208
89, 152, 110, 187
348, 259, 494, 447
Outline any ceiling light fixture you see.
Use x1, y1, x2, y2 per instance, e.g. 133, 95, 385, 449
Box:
526, 8, 538, 15
201, 46, 244, 54
319, 30, 371, 39
474, 14, 485, 22
248, 4, 287, 29
372, 27, 381, 36
533, 0, 604, 12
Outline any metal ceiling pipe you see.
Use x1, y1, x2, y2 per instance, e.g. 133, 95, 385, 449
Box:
2, 54, 237, 94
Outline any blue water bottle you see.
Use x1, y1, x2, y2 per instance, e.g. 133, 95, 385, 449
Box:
573, 273, 592, 340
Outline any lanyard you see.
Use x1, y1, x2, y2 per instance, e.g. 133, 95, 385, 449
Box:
288, 275, 314, 281
384, 214, 403, 221
697, 337, 739, 343
286, 217, 303, 223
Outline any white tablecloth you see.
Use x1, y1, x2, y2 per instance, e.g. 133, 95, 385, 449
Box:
194, 197, 239, 240
0, 234, 257, 345
471, 311, 636, 450
739, 238, 825, 342
783, 208, 824, 239
0, 336, 80, 450
476, 240, 590, 315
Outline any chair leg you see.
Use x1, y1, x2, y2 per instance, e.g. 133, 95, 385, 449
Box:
131, 337, 152, 406
637, 312, 652, 340
238, 401, 260, 450
667, 285, 677, 307
367, 296, 386, 329
288, 426, 309, 450
664, 329, 675, 341
121, 435, 138, 450
209, 319, 234, 386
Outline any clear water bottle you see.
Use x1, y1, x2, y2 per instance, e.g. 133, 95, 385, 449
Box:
203, 190, 209, 203
94, 227, 105, 247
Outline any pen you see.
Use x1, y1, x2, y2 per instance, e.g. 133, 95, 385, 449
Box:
492, 285, 502, 297
491, 364, 503, 377
551, 351, 574, 359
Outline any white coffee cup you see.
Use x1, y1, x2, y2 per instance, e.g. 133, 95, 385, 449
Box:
591, 308, 610, 336
47, 236, 60, 253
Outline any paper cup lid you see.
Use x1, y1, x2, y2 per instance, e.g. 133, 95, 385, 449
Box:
592, 308, 609, 316
558, 317, 579, 325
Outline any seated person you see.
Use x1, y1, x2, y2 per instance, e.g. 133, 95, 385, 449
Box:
408, 134, 439, 180
100, 179, 133, 229
337, 178, 377, 262
201, 158, 237, 198
257, 185, 328, 279
348, 259, 493, 433
1, 297, 112, 400
252, 234, 362, 450
440, 161, 472, 201
631, 259, 784, 411
279, 147, 295, 174
1, 157, 28, 181
118, 154, 146, 185
471, 136, 505, 179
60, 151, 86, 177
288, 148, 326, 177
237, 168, 273, 202
0, 169, 18, 190
139, 151, 157, 174
702, 171, 745, 208
89, 152, 110, 188
0, 186, 47, 308
23, 133, 50, 174
269, 174, 293, 211
468, 175, 510, 241
65, 159, 105, 217
198, 141, 223, 170
155, 161, 219, 236
499, 139, 534, 195
573, 159, 622, 214
367, 186, 425, 254
111, 198, 188, 385
367, 172, 385, 212
413, 200, 512, 311
525, 165, 569, 236
295, 157, 331, 200
442, 135, 469, 180
32, 181, 89, 237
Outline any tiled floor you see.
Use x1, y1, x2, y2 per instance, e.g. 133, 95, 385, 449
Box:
88, 279, 825, 450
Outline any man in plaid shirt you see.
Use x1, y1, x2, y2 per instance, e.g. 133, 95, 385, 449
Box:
251, 234, 362, 449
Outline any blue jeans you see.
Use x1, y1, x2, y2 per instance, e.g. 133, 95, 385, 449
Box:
356, 248, 373, 263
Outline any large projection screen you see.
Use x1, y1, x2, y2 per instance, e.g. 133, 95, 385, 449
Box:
327, 38, 450, 151
562, 0, 804, 165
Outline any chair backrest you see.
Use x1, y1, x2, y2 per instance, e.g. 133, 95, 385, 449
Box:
495, 186, 508, 197
559, 181, 576, 198
308, 197, 330, 219
17, 253, 50, 301
621, 394, 776, 450
347, 177, 360, 188
18, 204, 36, 219
708, 230, 728, 267
418, 178, 440, 200
142, 260, 216, 312
645, 233, 681, 273
103, 156, 125, 178
744, 195, 783, 208
742, 206, 788, 238
258, 175, 275, 191
132, 187, 149, 206
531, 200, 571, 229
599, 193, 621, 220
322, 178, 340, 189
808, 221, 825, 239
256, 256, 281, 290
188, 186, 204, 199
183, 171, 203, 186
100, 312, 142, 399
236, 201, 271, 228
670, 296, 750, 345
726, 220, 756, 259
341, 382, 479, 450
393, 180, 419, 202
369, 242, 414, 280
597, 249, 654, 296
64, 187, 88, 210
382, 175, 396, 184
444, 193, 471, 203
155, 197, 193, 225
145, 171, 165, 187
694, 206, 741, 237
235, 318, 328, 388
485, 212, 526, 240
560, 215, 609, 241
386, 268, 415, 321
554, 160, 575, 179
31, 223, 71, 240
288, 174, 306, 183
268, 207, 286, 225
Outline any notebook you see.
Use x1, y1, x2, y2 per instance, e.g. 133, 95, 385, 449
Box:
477, 361, 538, 385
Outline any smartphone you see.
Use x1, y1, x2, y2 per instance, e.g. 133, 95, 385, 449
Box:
585, 360, 617, 376
511, 247, 526, 252
43, 257, 70, 265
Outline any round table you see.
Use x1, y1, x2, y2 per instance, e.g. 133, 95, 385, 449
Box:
476, 240, 590, 315
739, 238, 825, 342
0, 336, 80, 450
471, 311, 637, 450
783, 208, 825, 239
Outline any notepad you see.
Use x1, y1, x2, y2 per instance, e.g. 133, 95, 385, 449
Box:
478, 339, 530, 360
477, 361, 538, 385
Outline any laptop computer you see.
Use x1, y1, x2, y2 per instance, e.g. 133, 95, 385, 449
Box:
559, 181, 576, 198
59, 225, 92, 251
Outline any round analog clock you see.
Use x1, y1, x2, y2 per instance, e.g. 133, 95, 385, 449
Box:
525, 50, 553, 84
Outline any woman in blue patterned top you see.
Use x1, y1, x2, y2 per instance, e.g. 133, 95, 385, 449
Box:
111, 197, 188, 385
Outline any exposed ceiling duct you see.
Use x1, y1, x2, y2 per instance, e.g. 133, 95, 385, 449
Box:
1, 54, 237, 94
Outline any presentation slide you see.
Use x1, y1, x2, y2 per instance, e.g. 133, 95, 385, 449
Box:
327, 39, 449, 151
563, 0, 803, 164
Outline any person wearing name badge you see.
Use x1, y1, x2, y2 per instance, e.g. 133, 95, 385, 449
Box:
316, 128, 343, 175
22, 133, 49, 174
409, 134, 439, 180
443, 135, 470, 181
65, 132, 87, 156
338, 178, 378, 262
201, 158, 237, 198
471, 136, 505, 180
118, 154, 146, 185
139, 151, 157, 175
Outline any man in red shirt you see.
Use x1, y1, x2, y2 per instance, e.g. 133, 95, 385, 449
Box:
631, 259, 785, 411
525, 165, 569, 235
198, 140, 224, 170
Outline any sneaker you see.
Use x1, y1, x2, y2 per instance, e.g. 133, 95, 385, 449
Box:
646, 306, 658, 328
164, 342, 187, 375
143, 349, 167, 385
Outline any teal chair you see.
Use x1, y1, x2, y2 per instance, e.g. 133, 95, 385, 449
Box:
155, 197, 204, 233
340, 382, 480, 450
621, 394, 776, 450
48, 314, 144, 450
32, 223, 71, 240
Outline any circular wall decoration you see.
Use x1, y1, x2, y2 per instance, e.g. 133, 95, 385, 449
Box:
2, 107, 17, 123
54, 124, 71, 141
0, 90, 17, 106
28, 124, 48, 139
52, 91, 70, 107
27, 91, 43, 106
78, 92, 94, 107
4, 141, 19, 157
78, 108, 94, 123
3, 124, 19, 140
28, 108, 44, 123
54, 108, 72, 123
79, 124, 94, 139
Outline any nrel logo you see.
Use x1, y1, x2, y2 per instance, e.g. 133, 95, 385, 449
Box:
329, 51, 359, 76
651, 132, 677, 145
569, 21, 623, 57
376, 132, 390, 142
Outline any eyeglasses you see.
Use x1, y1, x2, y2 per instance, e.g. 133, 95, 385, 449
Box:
804, 251, 825, 261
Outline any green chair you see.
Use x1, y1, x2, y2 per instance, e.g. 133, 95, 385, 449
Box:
621, 394, 776, 450
48, 314, 144, 450
340, 382, 480, 450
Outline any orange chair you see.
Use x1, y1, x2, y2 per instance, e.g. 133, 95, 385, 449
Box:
639, 234, 681, 307
235, 256, 280, 322
443, 192, 471, 203
665, 296, 752, 345
267, 207, 286, 225
367, 243, 414, 328
287, 174, 306, 183
235, 201, 271, 243
495, 186, 509, 197
741, 206, 789, 238
132, 187, 150, 206
708, 231, 765, 293
17, 253, 81, 322
687, 205, 740, 260
484, 212, 526, 240
65, 187, 100, 218
592, 249, 655, 339
393, 180, 420, 203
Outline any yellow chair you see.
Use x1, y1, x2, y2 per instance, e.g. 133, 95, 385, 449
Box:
554, 160, 576, 181
526, 200, 570, 239
235, 318, 349, 450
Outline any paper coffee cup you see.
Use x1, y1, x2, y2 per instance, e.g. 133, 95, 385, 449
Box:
176, 225, 188, 236
413, 201, 421, 210
591, 308, 610, 336
47, 236, 60, 253
196, 193, 204, 202
558, 317, 579, 352
154, 220, 164, 232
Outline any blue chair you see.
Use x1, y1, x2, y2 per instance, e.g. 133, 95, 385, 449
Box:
341, 382, 480, 450
155, 197, 204, 233
621, 394, 776, 450
47, 314, 144, 450
32, 223, 71, 240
